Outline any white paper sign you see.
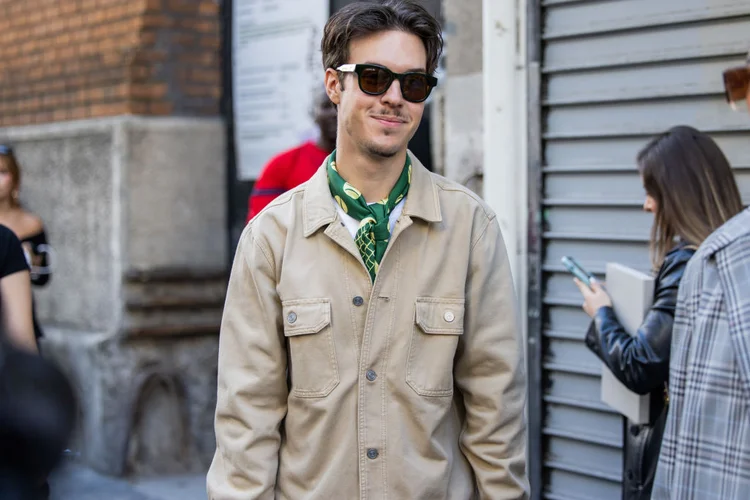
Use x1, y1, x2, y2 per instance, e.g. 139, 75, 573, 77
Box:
232, 0, 329, 180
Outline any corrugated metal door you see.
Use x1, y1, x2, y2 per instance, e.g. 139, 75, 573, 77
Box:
536, 1, 750, 498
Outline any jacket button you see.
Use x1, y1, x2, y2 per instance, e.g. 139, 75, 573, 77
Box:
366, 369, 377, 381
444, 311, 455, 322
630, 425, 640, 437
366, 448, 379, 459
287, 312, 297, 324
353, 296, 364, 307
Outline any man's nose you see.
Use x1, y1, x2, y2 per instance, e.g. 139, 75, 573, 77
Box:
381, 78, 404, 105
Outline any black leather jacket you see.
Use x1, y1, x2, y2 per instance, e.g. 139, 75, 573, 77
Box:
585, 244, 695, 500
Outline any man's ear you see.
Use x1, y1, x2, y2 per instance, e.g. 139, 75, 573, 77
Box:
325, 68, 343, 106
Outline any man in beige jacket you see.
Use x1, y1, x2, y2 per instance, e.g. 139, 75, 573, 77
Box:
207, 1, 529, 498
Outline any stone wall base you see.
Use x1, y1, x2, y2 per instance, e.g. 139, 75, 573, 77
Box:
42, 328, 218, 477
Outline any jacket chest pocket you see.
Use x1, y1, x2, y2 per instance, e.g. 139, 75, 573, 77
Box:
406, 298, 465, 397
282, 299, 340, 398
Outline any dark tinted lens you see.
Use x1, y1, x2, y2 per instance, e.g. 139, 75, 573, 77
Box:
359, 67, 391, 95
723, 66, 750, 103
401, 74, 430, 102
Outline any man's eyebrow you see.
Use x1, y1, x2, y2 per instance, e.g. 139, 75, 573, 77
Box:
363, 61, 427, 73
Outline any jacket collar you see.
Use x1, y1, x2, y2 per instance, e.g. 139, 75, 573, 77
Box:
700, 207, 750, 258
303, 150, 442, 237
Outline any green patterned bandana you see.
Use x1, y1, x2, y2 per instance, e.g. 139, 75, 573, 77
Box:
327, 151, 411, 282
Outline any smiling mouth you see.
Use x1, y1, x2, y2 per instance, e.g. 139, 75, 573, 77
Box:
372, 115, 406, 126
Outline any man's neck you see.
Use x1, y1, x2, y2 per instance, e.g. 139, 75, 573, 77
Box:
334, 142, 407, 203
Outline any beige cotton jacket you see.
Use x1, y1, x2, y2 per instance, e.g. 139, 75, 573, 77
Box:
207, 152, 529, 500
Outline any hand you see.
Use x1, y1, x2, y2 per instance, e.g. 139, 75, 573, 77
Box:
573, 278, 612, 318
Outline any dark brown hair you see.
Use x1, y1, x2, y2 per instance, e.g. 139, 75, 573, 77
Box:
0, 147, 21, 208
637, 125, 744, 268
321, 0, 443, 76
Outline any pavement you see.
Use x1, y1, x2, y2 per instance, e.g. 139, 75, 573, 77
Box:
49, 463, 207, 500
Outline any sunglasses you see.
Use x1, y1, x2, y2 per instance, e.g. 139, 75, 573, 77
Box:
722, 65, 749, 109
336, 63, 438, 103
0, 145, 12, 155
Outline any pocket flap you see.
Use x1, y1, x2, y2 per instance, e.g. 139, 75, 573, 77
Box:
282, 299, 331, 337
415, 298, 465, 335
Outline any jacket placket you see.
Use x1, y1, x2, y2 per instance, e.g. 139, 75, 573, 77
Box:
323, 214, 414, 500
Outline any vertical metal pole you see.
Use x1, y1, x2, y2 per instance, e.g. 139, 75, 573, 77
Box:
525, 0, 544, 498
221, 0, 237, 267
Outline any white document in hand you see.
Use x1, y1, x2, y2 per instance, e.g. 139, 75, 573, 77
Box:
600, 263, 654, 424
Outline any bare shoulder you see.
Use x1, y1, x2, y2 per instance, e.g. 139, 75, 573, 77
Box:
17, 210, 44, 237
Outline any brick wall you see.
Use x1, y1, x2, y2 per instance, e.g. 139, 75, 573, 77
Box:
0, 0, 221, 127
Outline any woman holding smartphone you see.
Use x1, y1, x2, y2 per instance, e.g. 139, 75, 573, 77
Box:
573, 125, 744, 500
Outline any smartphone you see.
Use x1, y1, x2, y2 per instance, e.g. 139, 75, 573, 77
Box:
561, 256, 596, 288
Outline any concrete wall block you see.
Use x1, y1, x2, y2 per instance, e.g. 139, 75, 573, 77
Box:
2, 115, 228, 478
125, 118, 227, 273
4, 131, 118, 331
42, 328, 219, 477
443, 72, 484, 189
443, 0, 483, 75
122, 307, 223, 334
124, 279, 227, 306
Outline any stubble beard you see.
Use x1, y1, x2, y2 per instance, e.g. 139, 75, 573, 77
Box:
364, 140, 401, 159
348, 123, 403, 159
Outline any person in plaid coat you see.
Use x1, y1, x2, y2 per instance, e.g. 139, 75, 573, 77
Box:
653, 54, 750, 500
652, 206, 750, 499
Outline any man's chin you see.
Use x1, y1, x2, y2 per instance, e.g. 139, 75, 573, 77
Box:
357, 135, 403, 158
364, 143, 402, 159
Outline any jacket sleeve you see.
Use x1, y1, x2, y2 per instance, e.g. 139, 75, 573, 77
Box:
206, 225, 288, 500
716, 234, 750, 395
454, 216, 529, 499
585, 252, 691, 395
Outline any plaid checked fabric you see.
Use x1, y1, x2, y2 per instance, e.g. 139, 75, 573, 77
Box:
326, 151, 411, 282
652, 208, 750, 499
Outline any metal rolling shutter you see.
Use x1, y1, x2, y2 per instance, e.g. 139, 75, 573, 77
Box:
537, 1, 750, 498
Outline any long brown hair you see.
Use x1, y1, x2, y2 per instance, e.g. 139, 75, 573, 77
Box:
0, 146, 21, 208
637, 125, 744, 268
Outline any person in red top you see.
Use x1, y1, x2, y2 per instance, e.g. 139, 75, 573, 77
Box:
246, 93, 338, 222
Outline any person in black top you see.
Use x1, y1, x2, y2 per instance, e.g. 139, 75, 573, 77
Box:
0, 226, 74, 499
572, 126, 744, 500
0, 224, 36, 353
0, 145, 52, 340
